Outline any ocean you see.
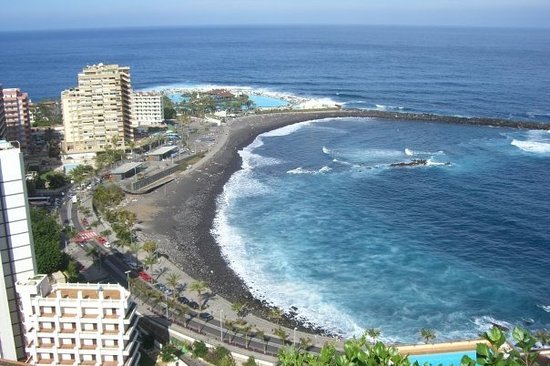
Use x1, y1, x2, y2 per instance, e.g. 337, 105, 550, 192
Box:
1, 26, 549, 342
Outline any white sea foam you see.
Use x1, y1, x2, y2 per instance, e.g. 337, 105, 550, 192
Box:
404, 148, 414, 156
426, 159, 450, 167
473, 316, 513, 333
538, 304, 550, 313
322, 146, 331, 155
287, 166, 332, 175
511, 139, 550, 154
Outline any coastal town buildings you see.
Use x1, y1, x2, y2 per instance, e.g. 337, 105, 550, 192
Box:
0, 141, 37, 361
1, 88, 32, 151
131, 91, 164, 127
0, 86, 6, 139
61, 63, 134, 166
16, 275, 141, 366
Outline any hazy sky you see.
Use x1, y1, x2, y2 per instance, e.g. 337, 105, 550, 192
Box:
2, 0, 549, 31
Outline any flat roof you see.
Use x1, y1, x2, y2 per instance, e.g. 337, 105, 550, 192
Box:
110, 162, 143, 175
148, 146, 177, 156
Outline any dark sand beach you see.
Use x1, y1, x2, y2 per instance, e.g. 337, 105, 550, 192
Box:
129, 111, 361, 319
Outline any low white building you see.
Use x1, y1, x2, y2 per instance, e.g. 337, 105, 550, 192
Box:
131, 92, 164, 127
16, 275, 140, 366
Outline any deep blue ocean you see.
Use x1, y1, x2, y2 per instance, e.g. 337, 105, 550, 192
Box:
1, 26, 549, 342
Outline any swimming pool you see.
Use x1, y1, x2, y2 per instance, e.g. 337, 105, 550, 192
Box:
408, 350, 476, 366
249, 95, 288, 108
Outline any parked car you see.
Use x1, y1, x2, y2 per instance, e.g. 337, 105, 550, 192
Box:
177, 296, 189, 305
154, 283, 167, 292
199, 312, 214, 321
188, 301, 200, 310
164, 288, 173, 297
138, 271, 152, 283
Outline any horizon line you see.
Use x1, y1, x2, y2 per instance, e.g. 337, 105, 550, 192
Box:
1, 23, 549, 33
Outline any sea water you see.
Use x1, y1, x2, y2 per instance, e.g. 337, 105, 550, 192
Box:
1, 26, 549, 342
212, 118, 550, 342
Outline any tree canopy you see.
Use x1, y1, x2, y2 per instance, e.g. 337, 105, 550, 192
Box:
30, 208, 63, 274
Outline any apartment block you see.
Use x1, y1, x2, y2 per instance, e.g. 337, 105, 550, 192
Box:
61, 64, 134, 157
16, 275, 140, 366
131, 91, 164, 127
0, 86, 6, 139
0, 141, 37, 360
2, 88, 32, 151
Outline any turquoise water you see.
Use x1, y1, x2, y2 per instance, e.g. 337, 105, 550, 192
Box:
409, 350, 476, 366
249, 95, 288, 108
168, 94, 188, 103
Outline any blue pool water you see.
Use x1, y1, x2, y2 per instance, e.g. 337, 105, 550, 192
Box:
248, 95, 288, 108
409, 350, 477, 366
168, 94, 188, 103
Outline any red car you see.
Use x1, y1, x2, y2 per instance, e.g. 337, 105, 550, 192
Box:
97, 237, 107, 244
138, 271, 152, 283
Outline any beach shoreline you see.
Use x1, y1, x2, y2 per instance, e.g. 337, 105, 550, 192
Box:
126, 108, 550, 334
127, 110, 360, 332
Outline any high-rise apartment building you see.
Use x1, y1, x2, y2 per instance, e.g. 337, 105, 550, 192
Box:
131, 91, 164, 127
0, 86, 6, 139
61, 64, 134, 157
2, 88, 32, 151
0, 140, 37, 360
16, 275, 141, 366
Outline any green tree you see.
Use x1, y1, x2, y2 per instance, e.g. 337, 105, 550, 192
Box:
166, 272, 181, 298
462, 326, 541, 366
43, 171, 68, 189
269, 307, 284, 325
68, 164, 94, 184
30, 208, 63, 274
189, 280, 208, 298
365, 328, 382, 343
159, 342, 178, 363
143, 254, 158, 275
142, 240, 157, 255
274, 327, 289, 345
192, 340, 208, 358
419, 328, 436, 343
163, 95, 177, 119
243, 356, 257, 366
231, 301, 249, 320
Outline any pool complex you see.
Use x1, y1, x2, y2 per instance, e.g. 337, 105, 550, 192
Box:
408, 350, 477, 366
248, 95, 288, 108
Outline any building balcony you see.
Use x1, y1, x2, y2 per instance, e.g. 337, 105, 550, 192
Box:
59, 360, 76, 365
36, 358, 55, 364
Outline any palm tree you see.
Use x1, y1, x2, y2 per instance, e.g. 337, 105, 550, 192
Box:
142, 240, 157, 256
231, 301, 249, 320
269, 307, 284, 325
129, 241, 141, 261
189, 280, 208, 305
274, 327, 289, 346
255, 329, 267, 354
299, 337, 312, 351
365, 328, 381, 343
420, 328, 436, 343
166, 272, 181, 299
142, 254, 158, 276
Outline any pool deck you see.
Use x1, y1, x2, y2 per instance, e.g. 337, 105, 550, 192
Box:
397, 339, 489, 355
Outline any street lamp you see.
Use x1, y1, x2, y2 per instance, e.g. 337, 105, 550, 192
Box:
293, 327, 297, 347
125, 270, 131, 291
220, 309, 224, 342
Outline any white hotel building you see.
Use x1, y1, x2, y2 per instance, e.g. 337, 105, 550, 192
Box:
16, 274, 140, 366
131, 91, 164, 128
0, 140, 36, 361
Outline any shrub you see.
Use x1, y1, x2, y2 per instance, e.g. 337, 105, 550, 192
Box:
192, 340, 208, 358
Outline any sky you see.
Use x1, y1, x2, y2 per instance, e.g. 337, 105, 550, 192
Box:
1, 0, 549, 31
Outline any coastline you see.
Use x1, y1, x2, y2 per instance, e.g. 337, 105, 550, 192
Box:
126, 109, 550, 334
128, 111, 358, 330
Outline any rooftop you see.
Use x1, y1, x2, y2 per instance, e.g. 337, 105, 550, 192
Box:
148, 145, 177, 156
110, 162, 143, 175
